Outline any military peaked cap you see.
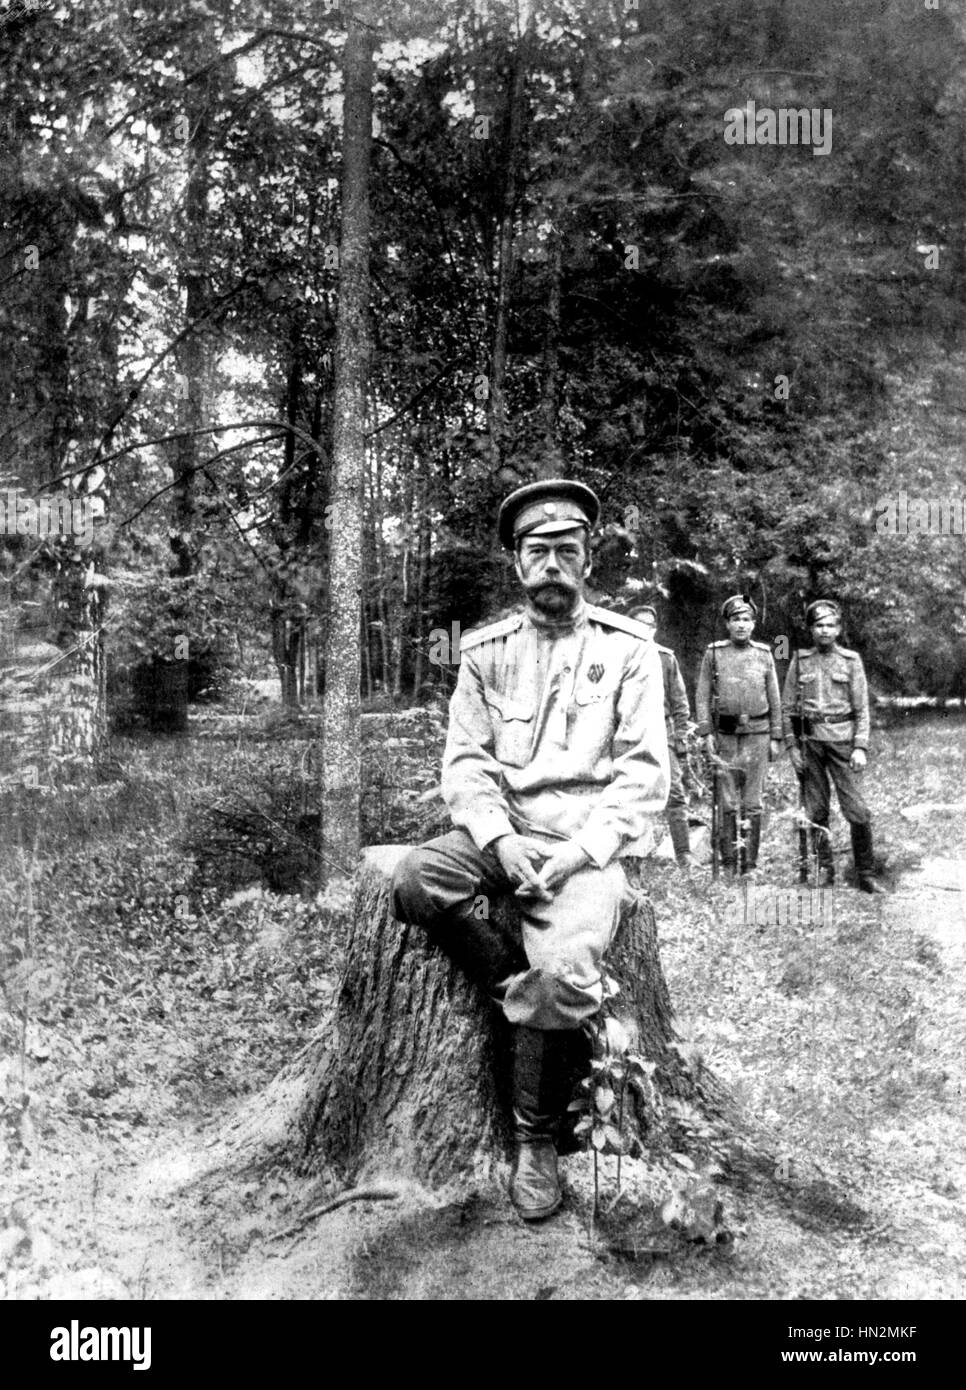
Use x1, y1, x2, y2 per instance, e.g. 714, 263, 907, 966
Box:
629, 604, 658, 624
805, 599, 842, 624
721, 593, 757, 620
497, 478, 600, 550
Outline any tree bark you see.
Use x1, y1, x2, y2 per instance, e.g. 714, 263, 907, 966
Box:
487, 21, 530, 473
410, 431, 431, 701
539, 222, 564, 476
321, 8, 374, 882
370, 421, 393, 694
392, 425, 414, 702
164, 60, 214, 735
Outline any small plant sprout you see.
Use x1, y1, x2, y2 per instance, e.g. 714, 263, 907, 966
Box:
569, 974, 659, 1219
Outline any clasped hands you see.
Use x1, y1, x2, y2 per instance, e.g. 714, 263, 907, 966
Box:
492, 833, 589, 902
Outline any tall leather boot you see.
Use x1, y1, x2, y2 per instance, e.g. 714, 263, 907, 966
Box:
668, 813, 693, 868
719, 811, 738, 879
743, 812, 761, 874
509, 1026, 576, 1221
851, 822, 885, 894
427, 915, 527, 1002
813, 819, 834, 887
797, 822, 810, 884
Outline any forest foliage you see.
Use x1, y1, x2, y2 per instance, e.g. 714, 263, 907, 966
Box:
1, 0, 965, 717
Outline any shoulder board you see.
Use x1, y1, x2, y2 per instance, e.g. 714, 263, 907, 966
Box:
656, 643, 675, 657
835, 646, 860, 659
751, 640, 771, 651
586, 605, 652, 639
459, 613, 524, 652
797, 647, 817, 657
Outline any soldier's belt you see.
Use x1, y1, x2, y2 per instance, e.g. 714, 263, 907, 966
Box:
791, 713, 852, 736
717, 712, 768, 735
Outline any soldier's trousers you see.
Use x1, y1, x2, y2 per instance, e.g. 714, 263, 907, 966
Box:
802, 739, 871, 826
715, 732, 769, 812
390, 829, 631, 1030
666, 747, 688, 825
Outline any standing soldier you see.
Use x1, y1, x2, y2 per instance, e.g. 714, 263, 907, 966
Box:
630, 605, 693, 869
695, 595, 783, 877
782, 599, 884, 894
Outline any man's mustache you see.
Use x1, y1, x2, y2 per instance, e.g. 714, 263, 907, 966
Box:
527, 577, 577, 592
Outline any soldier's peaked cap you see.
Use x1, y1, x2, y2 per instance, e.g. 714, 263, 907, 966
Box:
721, 593, 757, 620
806, 599, 841, 624
630, 604, 658, 623
498, 478, 600, 550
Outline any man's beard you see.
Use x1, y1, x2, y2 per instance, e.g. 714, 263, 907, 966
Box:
525, 578, 580, 617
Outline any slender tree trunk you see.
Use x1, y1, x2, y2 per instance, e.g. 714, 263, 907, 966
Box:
411, 434, 431, 702
272, 608, 297, 707
539, 222, 563, 476
166, 68, 213, 733
393, 428, 414, 702
487, 23, 530, 473
320, 8, 373, 883
371, 425, 392, 693
362, 601, 373, 701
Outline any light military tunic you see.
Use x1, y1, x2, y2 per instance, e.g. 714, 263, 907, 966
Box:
781, 644, 870, 750
695, 640, 783, 739
442, 599, 670, 869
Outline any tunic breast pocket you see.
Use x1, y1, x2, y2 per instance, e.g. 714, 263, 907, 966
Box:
572, 679, 619, 755
828, 667, 852, 708
483, 686, 535, 767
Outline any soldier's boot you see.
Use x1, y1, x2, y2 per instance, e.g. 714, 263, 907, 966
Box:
719, 811, 738, 879
797, 826, 810, 885
743, 813, 762, 874
813, 820, 835, 887
668, 812, 693, 868
509, 1026, 576, 1221
427, 915, 527, 1003
850, 822, 886, 895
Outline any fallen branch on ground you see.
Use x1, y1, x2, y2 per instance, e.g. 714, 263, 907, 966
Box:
269, 1185, 401, 1240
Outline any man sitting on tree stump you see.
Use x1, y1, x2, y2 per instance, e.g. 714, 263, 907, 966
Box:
391, 479, 669, 1222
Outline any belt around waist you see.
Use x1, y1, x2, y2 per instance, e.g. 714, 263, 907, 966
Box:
716, 712, 769, 734
813, 714, 854, 725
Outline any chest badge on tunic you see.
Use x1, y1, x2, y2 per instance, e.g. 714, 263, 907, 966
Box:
587, 663, 604, 684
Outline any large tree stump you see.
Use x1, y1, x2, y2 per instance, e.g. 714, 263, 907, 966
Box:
212, 846, 713, 1190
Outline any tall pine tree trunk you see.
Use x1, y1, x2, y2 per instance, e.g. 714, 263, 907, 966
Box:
539, 222, 563, 476
487, 20, 530, 473
320, 8, 374, 883
410, 431, 431, 701
370, 423, 393, 695
166, 64, 213, 734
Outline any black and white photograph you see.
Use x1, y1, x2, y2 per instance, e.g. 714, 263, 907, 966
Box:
1, 0, 964, 1325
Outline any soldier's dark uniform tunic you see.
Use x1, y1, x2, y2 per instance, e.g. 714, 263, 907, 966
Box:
781, 643, 871, 827
391, 599, 669, 1029
694, 639, 782, 813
